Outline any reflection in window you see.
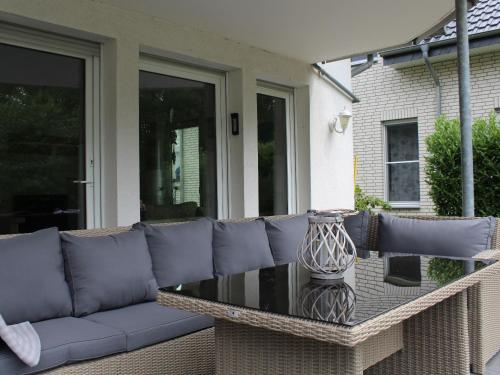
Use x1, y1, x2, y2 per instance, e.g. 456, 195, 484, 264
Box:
0, 43, 86, 234
139, 70, 217, 222
384, 256, 421, 287
257, 93, 288, 216
385, 122, 420, 202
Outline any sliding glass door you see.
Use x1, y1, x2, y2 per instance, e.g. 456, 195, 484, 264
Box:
0, 40, 99, 234
257, 85, 295, 216
139, 59, 226, 221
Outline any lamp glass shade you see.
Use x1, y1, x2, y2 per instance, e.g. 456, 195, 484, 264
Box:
338, 109, 352, 131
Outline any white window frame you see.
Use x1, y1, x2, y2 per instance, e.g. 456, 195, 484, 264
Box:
0, 23, 102, 228
256, 83, 297, 214
383, 119, 420, 209
495, 107, 500, 122
139, 56, 229, 219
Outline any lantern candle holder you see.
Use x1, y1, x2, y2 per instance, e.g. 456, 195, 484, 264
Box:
298, 211, 356, 280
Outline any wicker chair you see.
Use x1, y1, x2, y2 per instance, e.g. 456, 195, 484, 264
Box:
366, 214, 500, 374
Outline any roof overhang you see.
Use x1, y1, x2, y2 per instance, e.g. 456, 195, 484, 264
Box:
100, 0, 457, 63
381, 29, 500, 68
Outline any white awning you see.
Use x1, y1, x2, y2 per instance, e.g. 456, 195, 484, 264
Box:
103, 0, 455, 63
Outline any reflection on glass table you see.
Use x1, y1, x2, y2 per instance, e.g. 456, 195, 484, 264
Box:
161, 252, 495, 327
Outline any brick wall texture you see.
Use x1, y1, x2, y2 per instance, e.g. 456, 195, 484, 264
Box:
352, 51, 500, 215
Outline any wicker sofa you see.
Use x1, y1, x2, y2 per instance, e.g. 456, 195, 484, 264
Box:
0, 215, 300, 375
0, 213, 498, 375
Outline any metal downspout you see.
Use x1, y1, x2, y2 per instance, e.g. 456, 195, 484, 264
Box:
312, 63, 360, 103
420, 44, 442, 116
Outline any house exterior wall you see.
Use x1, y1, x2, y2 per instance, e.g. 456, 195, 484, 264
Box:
0, 0, 354, 227
352, 51, 500, 215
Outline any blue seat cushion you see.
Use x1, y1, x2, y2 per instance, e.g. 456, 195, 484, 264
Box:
84, 302, 214, 351
0, 317, 126, 374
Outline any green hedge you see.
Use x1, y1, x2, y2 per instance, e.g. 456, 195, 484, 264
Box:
425, 115, 499, 217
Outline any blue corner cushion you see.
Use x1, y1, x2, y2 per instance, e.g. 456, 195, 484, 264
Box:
0, 228, 73, 325
61, 230, 158, 317
377, 213, 496, 258
84, 302, 214, 351
263, 215, 309, 265
343, 211, 371, 258
213, 220, 275, 276
0, 317, 126, 375
133, 218, 214, 288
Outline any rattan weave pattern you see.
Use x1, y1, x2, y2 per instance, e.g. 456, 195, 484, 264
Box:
365, 291, 470, 375
214, 319, 402, 375
41, 327, 215, 374
468, 283, 484, 374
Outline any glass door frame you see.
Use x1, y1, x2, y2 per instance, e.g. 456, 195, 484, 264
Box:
256, 83, 297, 214
139, 56, 229, 219
0, 23, 102, 229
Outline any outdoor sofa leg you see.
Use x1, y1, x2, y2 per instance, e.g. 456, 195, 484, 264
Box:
366, 290, 470, 375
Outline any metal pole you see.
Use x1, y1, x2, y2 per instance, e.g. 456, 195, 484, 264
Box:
456, 0, 475, 275
455, 0, 475, 218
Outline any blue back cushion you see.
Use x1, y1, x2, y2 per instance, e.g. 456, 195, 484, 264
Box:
133, 218, 214, 287
213, 220, 275, 276
0, 228, 73, 324
61, 230, 158, 317
378, 213, 496, 258
263, 215, 308, 265
343, 211, 371, 258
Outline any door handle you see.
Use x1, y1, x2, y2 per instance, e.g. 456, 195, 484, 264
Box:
73, 180, 94, 184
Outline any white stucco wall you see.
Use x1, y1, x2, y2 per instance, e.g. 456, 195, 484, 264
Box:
0, 0, 354, 226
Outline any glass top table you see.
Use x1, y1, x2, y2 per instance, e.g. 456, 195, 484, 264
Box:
160, 253, 495, 327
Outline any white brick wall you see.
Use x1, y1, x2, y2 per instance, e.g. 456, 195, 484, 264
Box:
352, 51, 500, 215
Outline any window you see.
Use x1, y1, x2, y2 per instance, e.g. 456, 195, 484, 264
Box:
139, 58, 226, 222
0, 25, 100, 234
385, 121, 420, 206
257, 85, 296, 216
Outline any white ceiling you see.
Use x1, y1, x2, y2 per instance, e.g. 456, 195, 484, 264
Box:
102, 0, 455, 63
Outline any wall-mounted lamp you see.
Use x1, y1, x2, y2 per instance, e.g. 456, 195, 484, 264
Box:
328, 107, 352, 134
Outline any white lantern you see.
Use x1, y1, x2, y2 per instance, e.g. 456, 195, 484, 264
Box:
298, 211, 356, 280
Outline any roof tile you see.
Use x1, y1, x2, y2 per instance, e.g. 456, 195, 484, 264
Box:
423, 0, 500, 43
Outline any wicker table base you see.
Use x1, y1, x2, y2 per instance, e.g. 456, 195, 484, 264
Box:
366, 291, 470, 375
214, 291, 469, 374
215, 320, 402, 375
